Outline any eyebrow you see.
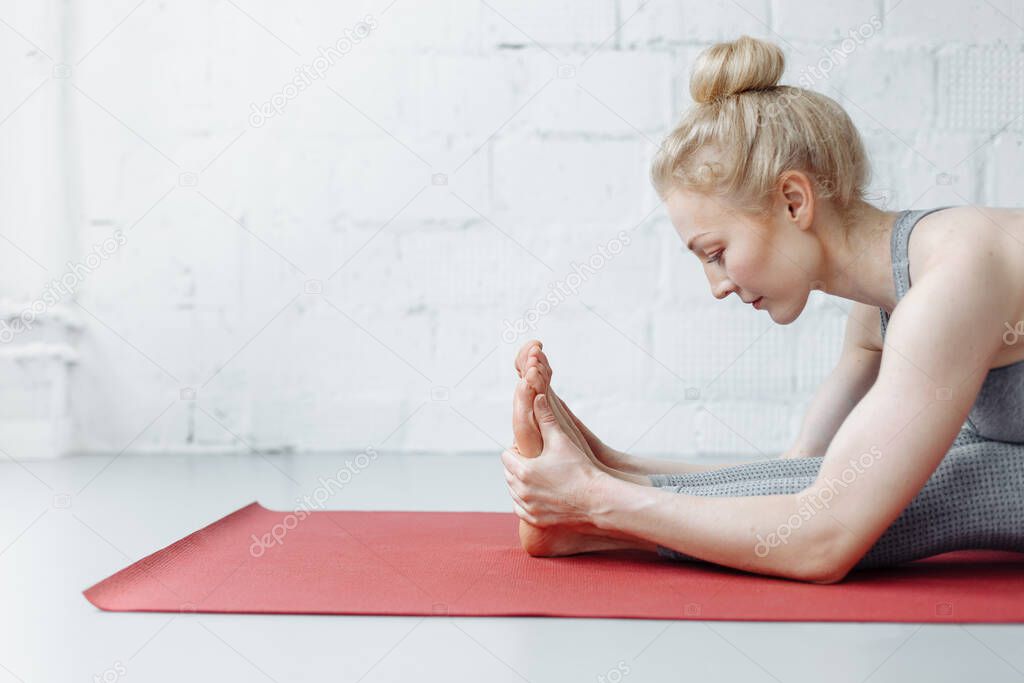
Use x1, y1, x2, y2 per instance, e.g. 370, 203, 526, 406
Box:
686, 231, 710, 252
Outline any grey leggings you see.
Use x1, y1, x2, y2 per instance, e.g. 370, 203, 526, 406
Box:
649, 429, 1024, 570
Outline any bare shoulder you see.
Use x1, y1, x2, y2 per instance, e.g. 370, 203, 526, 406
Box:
847, 206, 1024, 359
911, 206, 1024, 280
911, 206, 1024, 367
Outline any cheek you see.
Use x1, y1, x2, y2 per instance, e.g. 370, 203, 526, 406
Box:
727, 239, 780, 291
725, 252, 761, 287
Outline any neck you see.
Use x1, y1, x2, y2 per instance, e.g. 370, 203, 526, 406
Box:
815, 200, 901, 313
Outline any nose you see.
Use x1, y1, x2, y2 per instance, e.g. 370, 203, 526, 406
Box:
710, 273, 736, 300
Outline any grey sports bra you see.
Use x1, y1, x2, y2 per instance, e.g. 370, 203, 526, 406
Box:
879, 207, 1024, 443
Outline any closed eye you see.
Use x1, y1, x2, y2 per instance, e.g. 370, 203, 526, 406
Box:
704, 251, 722, 264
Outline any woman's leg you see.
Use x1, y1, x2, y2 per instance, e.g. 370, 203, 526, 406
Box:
647, 457, 823, 488
654, 429, 1024, 569
646, 425, 991, 488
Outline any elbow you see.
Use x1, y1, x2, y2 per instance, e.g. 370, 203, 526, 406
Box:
804, 560, 851, 585
792, 531, 858, 585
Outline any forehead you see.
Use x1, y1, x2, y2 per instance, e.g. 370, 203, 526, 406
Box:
666, 190, 731, 245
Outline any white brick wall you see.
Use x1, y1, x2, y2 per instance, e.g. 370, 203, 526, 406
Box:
2, 0, 1021, 459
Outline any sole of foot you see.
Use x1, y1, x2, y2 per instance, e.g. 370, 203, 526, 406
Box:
518, 521, 635, 556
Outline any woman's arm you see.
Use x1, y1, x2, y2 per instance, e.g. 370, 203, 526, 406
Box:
589, 476, 833, 581
586, 251, 1011, 582
542, 303, 883, 475
783, 303, 882, 458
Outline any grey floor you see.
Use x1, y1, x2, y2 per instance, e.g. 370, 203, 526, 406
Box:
2, 451, 1023, 683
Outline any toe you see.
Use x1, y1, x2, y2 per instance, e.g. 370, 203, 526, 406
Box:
532, 356, 548, 382
536, 349, 553, 376
534, 354, 552, 383
535, 364, 551, 388
514, 340, 543, 376
524, 366, 544, 393
527, 364, 551, 394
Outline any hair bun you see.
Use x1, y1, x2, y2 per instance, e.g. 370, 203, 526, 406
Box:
690, 35, 785, 104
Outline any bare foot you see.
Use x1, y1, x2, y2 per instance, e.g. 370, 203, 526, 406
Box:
525, 365, 609, 469
517, 354, 631, 483
512, 369, 624, 552
512, 342, 591, 454
512, 362, 592, 458
508, 342, 655, 557
517, 522, 645, 557
512, 341, 640, 480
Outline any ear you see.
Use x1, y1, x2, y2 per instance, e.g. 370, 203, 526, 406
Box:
778, 171, 815, 229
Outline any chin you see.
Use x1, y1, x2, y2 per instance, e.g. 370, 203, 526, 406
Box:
766, 296, 805, 325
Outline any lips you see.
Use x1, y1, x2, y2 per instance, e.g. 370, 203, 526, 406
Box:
751, 296, 764, 309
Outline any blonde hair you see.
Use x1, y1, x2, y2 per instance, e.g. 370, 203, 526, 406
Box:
650, 35, 869, 217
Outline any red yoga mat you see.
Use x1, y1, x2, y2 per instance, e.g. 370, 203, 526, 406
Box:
84, 502, 1024, 622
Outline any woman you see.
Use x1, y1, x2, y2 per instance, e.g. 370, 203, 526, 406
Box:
501, 36, 1024, 584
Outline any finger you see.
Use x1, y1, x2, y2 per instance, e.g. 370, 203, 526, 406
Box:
501, 448, 526, 478
560, 398, 600, 443
553, 394, 587, 434
505, 482, 528, 508
507, 493, 540, 528
546, 391, 590, 453
533, 393, 568, 446
511, 500, 537, 526
533, 385, 582, 448
503, 481, 528, 511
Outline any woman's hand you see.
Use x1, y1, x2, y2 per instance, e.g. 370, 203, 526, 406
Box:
501, 393, 607, 528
